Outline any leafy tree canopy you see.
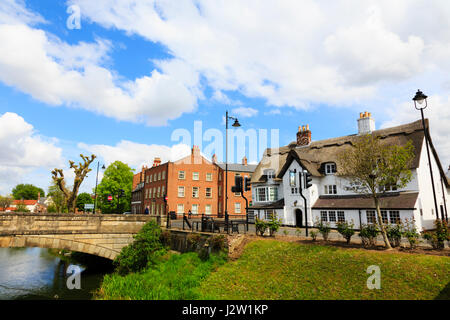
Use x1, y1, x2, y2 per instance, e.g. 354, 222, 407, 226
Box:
12, 184, 45, 200
96, 161, 134, 214
76, 192, 94, 211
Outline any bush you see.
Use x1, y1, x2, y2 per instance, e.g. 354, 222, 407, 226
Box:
255, 218, 268, 237
207, 235, 228, 253
267, 215, 282, 236
310, 230, 318, 241
113, 220, 166, 275
314, 218, 331, 241
336, 220, 355, 244
359, 224, 379, 248
385, 223, 402, 248
295, 228, 302, 237
401, 218, 420, 249
187, 233, 205, 251
422, 219, 449, 250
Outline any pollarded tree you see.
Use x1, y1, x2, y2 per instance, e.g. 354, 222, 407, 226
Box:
337, 134, 415, 249
51, 154, 96, 213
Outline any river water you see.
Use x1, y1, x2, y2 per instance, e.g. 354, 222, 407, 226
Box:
0, 247, 111, 300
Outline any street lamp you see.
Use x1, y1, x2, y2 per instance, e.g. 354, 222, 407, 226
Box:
225, 110, 241, 230
93, 162, 105, 214
413, 89, 440, 220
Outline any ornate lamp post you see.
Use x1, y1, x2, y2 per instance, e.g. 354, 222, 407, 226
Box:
93, 162, 105, 214
225, 111, 241, 229
413, 89, 439, 220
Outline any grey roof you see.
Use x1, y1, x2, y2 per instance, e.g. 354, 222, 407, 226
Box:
215, 163, 258, 173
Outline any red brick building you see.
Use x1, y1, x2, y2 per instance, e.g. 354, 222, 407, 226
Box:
132, 146, 256, 217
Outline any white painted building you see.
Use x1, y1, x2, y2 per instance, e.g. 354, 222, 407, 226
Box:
250, 113, 449, 231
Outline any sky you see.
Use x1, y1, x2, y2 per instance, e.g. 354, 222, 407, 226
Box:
0, 0, 449, 195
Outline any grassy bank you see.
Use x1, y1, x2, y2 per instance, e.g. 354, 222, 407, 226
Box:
95, 252, 227, 300
198, 240, 450, 300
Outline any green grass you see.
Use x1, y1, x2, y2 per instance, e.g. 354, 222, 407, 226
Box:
95, 252, 227, 300
197, 240, 450, 300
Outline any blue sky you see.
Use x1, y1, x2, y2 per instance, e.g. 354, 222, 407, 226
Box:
0, 0, 449, 194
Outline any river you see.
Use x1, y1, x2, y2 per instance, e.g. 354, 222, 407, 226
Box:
0, 247, 112, 300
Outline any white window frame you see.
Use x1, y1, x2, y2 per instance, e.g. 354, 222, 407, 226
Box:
235, 203, 241, 214
192, 187, 199, 198
193, 172, 199, 180
325, 163, 337, 175
205, 187, 212, 198
206, 173, 212, 181
178, 186, 185, 197
178, 171, 185, 180
177, 204, 184, 214
205, 204, 212, 215
192, 204, 198, 214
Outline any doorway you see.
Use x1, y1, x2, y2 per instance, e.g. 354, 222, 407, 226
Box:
295, 209, 303, 228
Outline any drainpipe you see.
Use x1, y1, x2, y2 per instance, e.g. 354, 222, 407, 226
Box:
440, 178, 448, 222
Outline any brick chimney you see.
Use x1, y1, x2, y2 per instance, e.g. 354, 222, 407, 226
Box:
296, 124, 311, 146
152, 157, 161, 167
192, 145, 201, 157
38, 192, 40, 202
242, 156, 248, 165
212, 154, 218, 164
357, 111, 375, 135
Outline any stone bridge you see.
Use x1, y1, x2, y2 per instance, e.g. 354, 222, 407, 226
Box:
0, 213, 157, 260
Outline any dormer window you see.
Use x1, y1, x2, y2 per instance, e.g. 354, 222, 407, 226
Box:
264, 169, 275, 180
325, 163, 337, 175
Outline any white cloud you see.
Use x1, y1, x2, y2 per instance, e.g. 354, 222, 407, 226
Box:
78, 140, 192, 170
0, 112, 63, 193
231, 107, 258, 118
0, 0, 45, 25
0, 2, 200, 126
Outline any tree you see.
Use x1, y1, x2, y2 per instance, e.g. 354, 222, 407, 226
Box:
51, 154, 96, 213
337, 134, 415, 249
0, 195, 13, 211
76, 192, 94, 212
12, 184, 45, 200
96, 161, 134, 214
47, 182, 67, 213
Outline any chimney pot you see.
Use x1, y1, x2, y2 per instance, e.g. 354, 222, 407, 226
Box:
357, 111, 375, 135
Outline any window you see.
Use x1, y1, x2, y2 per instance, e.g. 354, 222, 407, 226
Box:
149, 175, 152, 183
146, 175, 149, 183
328, 211, 336, 222
205, 204, 212, 215
291, 187, 298, 194
321, 211, 328, 222
264, 209, 275, 220
389, 211, 400, 224
257, 187, 267, 202
193, 172, 199, 180
218, 186, 222, 197
158, 172, 161, 180
148, 188, 151, 199
265, 169, 275, 179
219, 172, 222, 181
289, 170, 296, 187
157, 186, 160, 197
161, 186, 165, 196
162, 171, 166, 180
324, 185, 337, 195
337, 211, 345, 222
156, 204, 159, 215
192, 204, 198, 214
381, 210, 388, 224
206, 173, 212, 181
269, 187, 278, 201
235, 203, 241, 214
366, 210, 376, 224
178, 186, 185, 197
178, 171, 185, 179
218, 202, 222, 214
177, 204, 184, 214
325, 163, 337, 175
151, 203, 155, 215
153, 187, 156, 198
206, 187, 212, 198
192, 187, 199, 198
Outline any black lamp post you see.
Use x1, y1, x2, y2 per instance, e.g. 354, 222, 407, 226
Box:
225, 111, 241, 230
413, 89, 440, 220
93, 162, 105, 214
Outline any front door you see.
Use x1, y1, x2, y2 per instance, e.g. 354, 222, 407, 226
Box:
295, 209, 303, 228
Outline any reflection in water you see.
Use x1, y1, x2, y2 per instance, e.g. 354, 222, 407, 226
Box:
0, 248, 111, 300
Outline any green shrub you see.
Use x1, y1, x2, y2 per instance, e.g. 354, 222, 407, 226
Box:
255, 218, 268, 237
113, 220, 166, 275
401, 218, 419, 249
295, 228, 302, 237
336, 220, 355, 244
310, 230, 318, 241
385, 223, 402, 247
314, 218, 331, 241
359, 224, 379, 248
422, 219, 449, 250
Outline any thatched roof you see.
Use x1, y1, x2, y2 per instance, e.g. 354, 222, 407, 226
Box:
252, 119, 450, 187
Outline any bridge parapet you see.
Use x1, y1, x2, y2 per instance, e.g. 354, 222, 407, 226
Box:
0, 213, 157, 236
